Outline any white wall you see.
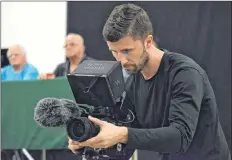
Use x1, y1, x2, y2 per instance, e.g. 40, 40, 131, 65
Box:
1, 2, 67, 73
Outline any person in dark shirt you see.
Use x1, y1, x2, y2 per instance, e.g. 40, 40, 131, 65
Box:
68, 3, 231, 160
54, 33, 94, 77
38, 33, 94, 79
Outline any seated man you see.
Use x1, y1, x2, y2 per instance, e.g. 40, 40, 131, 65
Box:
38, 33, 94, 79
1, 44, 39, 81
1, 45, 39, 159
39, 33, 131, 82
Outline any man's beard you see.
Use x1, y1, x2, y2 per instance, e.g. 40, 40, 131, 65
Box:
137, 48, 149, 72
123, 48, 149, 74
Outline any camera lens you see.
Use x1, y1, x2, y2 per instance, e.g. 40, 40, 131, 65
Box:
66, 117, 99, 142
72, 121, 85, 138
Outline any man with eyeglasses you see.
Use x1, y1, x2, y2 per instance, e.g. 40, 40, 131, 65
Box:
38, 33, 94, 79
1, 44, 39, 81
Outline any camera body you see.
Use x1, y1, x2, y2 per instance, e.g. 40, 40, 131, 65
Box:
66, 101, 131, 160
66, 60, 133, 160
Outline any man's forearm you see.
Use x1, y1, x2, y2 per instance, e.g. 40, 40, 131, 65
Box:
124, 126, 182, 153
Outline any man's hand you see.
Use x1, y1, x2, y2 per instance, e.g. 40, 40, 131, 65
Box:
80, 116, 128, 148
68, 116, 128, 152
38, 73, 55, 80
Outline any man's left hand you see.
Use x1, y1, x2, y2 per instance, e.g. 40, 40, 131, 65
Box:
78, 116, 128, 149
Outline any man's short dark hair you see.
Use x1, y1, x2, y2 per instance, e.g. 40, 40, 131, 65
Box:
103, 3, 153, 42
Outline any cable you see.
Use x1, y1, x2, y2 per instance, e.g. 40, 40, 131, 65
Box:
117, 91, 135, 124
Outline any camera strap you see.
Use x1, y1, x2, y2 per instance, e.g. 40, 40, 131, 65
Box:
84, 77, 99, 93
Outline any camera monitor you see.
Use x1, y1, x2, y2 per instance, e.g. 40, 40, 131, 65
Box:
67, 60, 125, 107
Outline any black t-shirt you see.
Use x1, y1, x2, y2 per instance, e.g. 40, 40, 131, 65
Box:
54, 54, 94, 77
123, 51, 230, 160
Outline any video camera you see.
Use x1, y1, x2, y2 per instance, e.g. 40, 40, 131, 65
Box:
66, 60, 134, 160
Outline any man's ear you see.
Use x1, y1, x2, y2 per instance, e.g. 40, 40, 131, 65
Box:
144, 35, 153, 49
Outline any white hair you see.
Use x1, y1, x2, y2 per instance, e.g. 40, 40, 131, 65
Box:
7, 44, 27, 57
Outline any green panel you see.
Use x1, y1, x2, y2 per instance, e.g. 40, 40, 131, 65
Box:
1, 77, 75, 149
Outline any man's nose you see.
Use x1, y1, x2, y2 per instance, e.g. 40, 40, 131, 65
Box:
10, 55, 16, 59
117, 52, 128, 64
65, 47, 72, 53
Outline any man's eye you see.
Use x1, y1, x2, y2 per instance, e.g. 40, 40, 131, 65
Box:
122, 50, 130, 54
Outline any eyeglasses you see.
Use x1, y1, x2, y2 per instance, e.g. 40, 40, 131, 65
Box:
63, 43, 79, 48
7, 53, 21, 59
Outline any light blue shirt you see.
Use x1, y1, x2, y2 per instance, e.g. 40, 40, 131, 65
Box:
1, 63, 39, 81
